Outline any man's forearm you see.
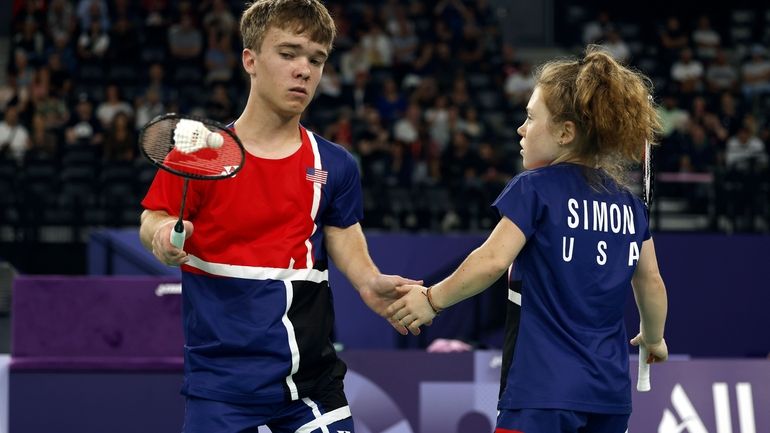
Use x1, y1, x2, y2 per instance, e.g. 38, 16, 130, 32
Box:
325, 224, 379, 292
139, 210, 174, 251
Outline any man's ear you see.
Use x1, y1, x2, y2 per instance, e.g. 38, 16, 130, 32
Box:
242, 48, 257, 77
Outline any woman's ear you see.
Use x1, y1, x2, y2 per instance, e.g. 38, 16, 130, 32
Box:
560, 121, 576, 146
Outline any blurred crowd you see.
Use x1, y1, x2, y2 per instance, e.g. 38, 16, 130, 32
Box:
1, 0, 769, 237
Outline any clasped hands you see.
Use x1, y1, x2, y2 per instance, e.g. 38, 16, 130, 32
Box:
387, 284, 438, 336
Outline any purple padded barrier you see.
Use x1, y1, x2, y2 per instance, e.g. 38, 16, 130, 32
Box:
11, 276, 183, 370
87, 230, 770, 356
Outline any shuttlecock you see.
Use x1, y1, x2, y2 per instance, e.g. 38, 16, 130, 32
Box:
173, 119, 223, 154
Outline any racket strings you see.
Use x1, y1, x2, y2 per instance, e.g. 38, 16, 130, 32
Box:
140, 119, 244, 179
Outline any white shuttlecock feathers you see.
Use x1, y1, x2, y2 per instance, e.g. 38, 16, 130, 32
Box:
173, 119, 224, 154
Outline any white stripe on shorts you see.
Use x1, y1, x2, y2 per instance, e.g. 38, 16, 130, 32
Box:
295, 401, 351, 433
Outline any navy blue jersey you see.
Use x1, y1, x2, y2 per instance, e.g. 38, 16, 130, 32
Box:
493, 163, 650, 414
143, 127, 362, 404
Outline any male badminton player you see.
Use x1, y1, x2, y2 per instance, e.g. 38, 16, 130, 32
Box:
139, 2, 419, 432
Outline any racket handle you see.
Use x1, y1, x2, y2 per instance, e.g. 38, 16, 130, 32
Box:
170, 220, 186, 249
637, 345, 651, 392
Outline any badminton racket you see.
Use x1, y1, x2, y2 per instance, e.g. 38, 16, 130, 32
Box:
139, 113, 245, 249
636, 137, 653, 392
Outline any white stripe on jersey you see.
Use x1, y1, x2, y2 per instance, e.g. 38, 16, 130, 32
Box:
508, 288, 521, 305
185, 255, 329, 282
304, 130, 323, 268
295, 402, 351, 433
283, 281, 300, 400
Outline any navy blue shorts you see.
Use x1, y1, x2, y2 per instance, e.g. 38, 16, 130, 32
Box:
182, 382, 354, 433
496, 409, 629, 433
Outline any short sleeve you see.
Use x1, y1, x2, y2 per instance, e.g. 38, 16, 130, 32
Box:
323, 152, 363, 228
492, 173, 542, 238
140, 168, 203, 220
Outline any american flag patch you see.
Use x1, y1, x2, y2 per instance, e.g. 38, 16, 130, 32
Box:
305, 167, 328, 184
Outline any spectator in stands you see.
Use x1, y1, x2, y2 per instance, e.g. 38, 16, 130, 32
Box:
582, 10, 613, 46
134, 88, 164, 130
339, 42, 371, 86
64, 93, 103, 147
46, 52, 73, 98
504, 61, 535, 109
477, 141, 514, 186
30, 69, 70, 131
96, 84, 133, 129
457, 22, 484, 66
11, 49, 35, 90
389, 47, 668, 432
324, 106, 354, 150
658, 16, 688, 68
107, 11, 141, 68
12, 0, 45, 34
341, 70, 376, 118
706, 49, 739, 94
12, 17, 46, 66
425, 94, 452, 150
0, 105, 31, 164
691, 15, 721, 61
740, 45, 770, 101
601, 29, 631, 64
47, 0, 76, 45
142, 62, 175, 105
457, 106, 484, 142
203, 82, 233, 123
168, 12, 203, 62
384, 140, 415, 188
76, 0, 110, 32
726, 126, 767, 172
716, 92, 744, 136
440, 130, 481, 197
27, 113, 58, 161
102, 111, 135, 161
724, 126, 767, 231
203, 30, 237, 85
432, 41, 463, 90
361, 22, 394, 68
0, 72, 27, 113
314, 62, 343, 111
681, 123, 717, 173
202, 0, 237, 37
678, 123, 716, 213
393, 102, 422, 145
670, 48, 704, 103
447, 76, 469, 109
46, 33, 78, 78
389, 6, 419, 78
77, 18, 111, 61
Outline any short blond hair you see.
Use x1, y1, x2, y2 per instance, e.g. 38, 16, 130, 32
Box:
240, 0, 336, 52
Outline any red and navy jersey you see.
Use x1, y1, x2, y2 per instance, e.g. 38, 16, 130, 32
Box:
141, 126, 362, 404
492, 163, 650, 414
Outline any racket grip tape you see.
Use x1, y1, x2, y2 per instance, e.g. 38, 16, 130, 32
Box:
637, 345, 651, 392
170, 220, 186, 249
